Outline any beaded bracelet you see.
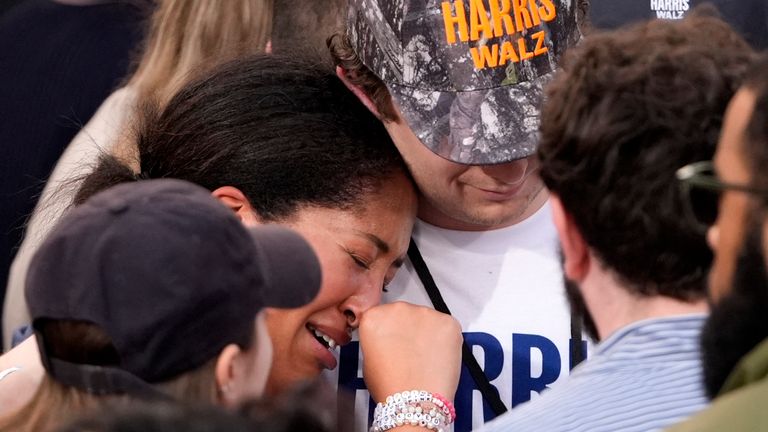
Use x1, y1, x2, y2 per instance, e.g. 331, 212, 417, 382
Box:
370, 390, 456, 432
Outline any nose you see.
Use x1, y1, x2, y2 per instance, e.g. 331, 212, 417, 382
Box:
343, 308, 360, 329
341, 284, 383, 329
479, 157, 531, 185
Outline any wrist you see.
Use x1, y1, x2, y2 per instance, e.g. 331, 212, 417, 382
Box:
370, 390, 456, 432
371, 386, 455, 404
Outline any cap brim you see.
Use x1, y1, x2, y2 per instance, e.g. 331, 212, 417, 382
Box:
248, 225, 322, 309
387, 72, 552, 165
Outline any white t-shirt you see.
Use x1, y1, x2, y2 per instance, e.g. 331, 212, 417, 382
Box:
330, 202, 585, 432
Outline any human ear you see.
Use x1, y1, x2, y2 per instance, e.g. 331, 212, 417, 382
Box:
211, 186, 261, 226
214, 315, 273, 406
551, 195, 590, 281
336, 66, 382, 118
214, 344, 242, 407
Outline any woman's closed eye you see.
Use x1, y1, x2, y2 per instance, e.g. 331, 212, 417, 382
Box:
347, 250, 393, 292
347, 251, 371, 270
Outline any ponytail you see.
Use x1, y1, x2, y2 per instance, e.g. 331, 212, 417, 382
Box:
73, 155, 141, 206
74, 100, 163, 206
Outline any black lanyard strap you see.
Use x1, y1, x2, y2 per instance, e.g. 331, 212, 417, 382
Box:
407, 237, 586, 418
407, 239, 509, 417
568, 279, 586, 367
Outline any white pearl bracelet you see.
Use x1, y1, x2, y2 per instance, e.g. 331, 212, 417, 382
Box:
370, 390, 455, 432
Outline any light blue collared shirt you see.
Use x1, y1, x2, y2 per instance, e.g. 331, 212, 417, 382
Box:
479, 314, 709, 432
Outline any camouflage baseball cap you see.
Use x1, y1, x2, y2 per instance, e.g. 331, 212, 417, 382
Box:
346, 0, 581, 164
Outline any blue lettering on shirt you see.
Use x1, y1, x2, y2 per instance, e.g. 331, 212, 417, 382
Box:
454, 332, 505, 431
511, 333, 562, 407
338, 340, 375, 425
337, 332, 588, 432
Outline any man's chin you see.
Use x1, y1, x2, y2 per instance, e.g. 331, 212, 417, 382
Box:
465, 207, 526, 228
701, 293, 768, 398
459, 188, 546, 229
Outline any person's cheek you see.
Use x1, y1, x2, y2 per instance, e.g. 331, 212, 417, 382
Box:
710, 199, 750, 302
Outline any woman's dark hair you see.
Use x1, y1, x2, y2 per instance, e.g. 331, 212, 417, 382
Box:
77, 55, 410, 221
57, 403, 255, 432
537, 9, 754, 300
0, 321, 219, 432
57, 381, 348, 432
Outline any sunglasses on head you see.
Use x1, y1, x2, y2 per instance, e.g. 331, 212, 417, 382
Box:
676, 161, 768, 229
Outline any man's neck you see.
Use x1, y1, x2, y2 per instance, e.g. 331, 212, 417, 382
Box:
417, 187, 549, 232
582, 266, 709, 341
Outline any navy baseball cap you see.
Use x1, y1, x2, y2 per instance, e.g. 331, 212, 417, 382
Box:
26, 179, 322, 398
346, 0, 582, 164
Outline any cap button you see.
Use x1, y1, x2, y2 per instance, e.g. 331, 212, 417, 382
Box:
107, 200, 130, 214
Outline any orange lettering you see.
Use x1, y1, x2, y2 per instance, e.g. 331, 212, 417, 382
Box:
442, 1, 469, 44
511, 0, 533, 31
498, 40, 520, 65
527, 0, 542, 25
517, 37, 534, 60
469, 0, 494, 41
532, 30, 548, 55
489, 0, 516, 37
470, 44, 499, 69
538, 0, 557, 21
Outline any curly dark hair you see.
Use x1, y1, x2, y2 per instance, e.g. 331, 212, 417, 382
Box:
327, 33, 399, 122
538, 9, 755, 300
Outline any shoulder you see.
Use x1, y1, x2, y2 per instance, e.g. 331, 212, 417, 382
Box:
72, 86, 137, 148
483, 352, 707, 432
96, 86, 137, 118
668, 377, 768, 431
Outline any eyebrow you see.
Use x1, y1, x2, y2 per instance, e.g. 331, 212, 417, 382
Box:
356, 231, 390, 254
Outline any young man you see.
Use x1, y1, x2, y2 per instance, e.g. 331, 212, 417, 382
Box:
475, 12, 754, 431
668, 56, 768, 431
329, 1, 585, 430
